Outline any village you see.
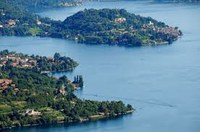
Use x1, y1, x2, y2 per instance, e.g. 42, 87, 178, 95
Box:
141, 20, 182, 37
0, 79, 16, 90
0, 50, 81, 91
0, 52, 35, 90
115, 17, 181, 39
0, 52, 37, 68
110, 17, 182, 45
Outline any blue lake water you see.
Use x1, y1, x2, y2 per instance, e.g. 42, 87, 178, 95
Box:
1, 1, 200, 132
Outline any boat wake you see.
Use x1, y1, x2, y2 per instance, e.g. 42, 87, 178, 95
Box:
81, 93, 175, 108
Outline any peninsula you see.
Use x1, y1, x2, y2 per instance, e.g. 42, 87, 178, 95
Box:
0, 1, 182, 47
62, 9, 182, 46
0, 50, 134, 130
0, 50, 78, 73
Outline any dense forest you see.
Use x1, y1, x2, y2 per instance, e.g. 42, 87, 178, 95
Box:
0, 1, 182, 46
0, 51, 133, 130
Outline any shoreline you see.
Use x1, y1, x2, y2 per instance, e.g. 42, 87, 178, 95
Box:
1, 110, 134, 130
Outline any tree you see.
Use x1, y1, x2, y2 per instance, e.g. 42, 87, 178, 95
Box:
53, 53, 61, 61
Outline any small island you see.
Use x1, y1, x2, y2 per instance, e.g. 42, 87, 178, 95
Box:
0, 1, 182, 47
0, 50, 134, 130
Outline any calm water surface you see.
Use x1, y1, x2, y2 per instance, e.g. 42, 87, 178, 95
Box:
1, 1, 200, 132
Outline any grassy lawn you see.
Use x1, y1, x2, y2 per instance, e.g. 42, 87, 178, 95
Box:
0, 104, 12, 114
38, 107, 65, 120
10, 101, 26, 109
28, 27, 42, 36
0, 101, 27, 115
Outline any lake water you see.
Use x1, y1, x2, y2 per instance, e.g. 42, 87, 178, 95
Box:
1, 1, 200, 132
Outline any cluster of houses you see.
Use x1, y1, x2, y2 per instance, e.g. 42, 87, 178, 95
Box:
142, 21, 181, 37
0, 54, 37, 68
112, 19, 181, 39
23, 109, 41, 116
0, 19, 17, 29
158, 27, 181, 37
115, 17, 127, 24
0, 79, 16, 90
